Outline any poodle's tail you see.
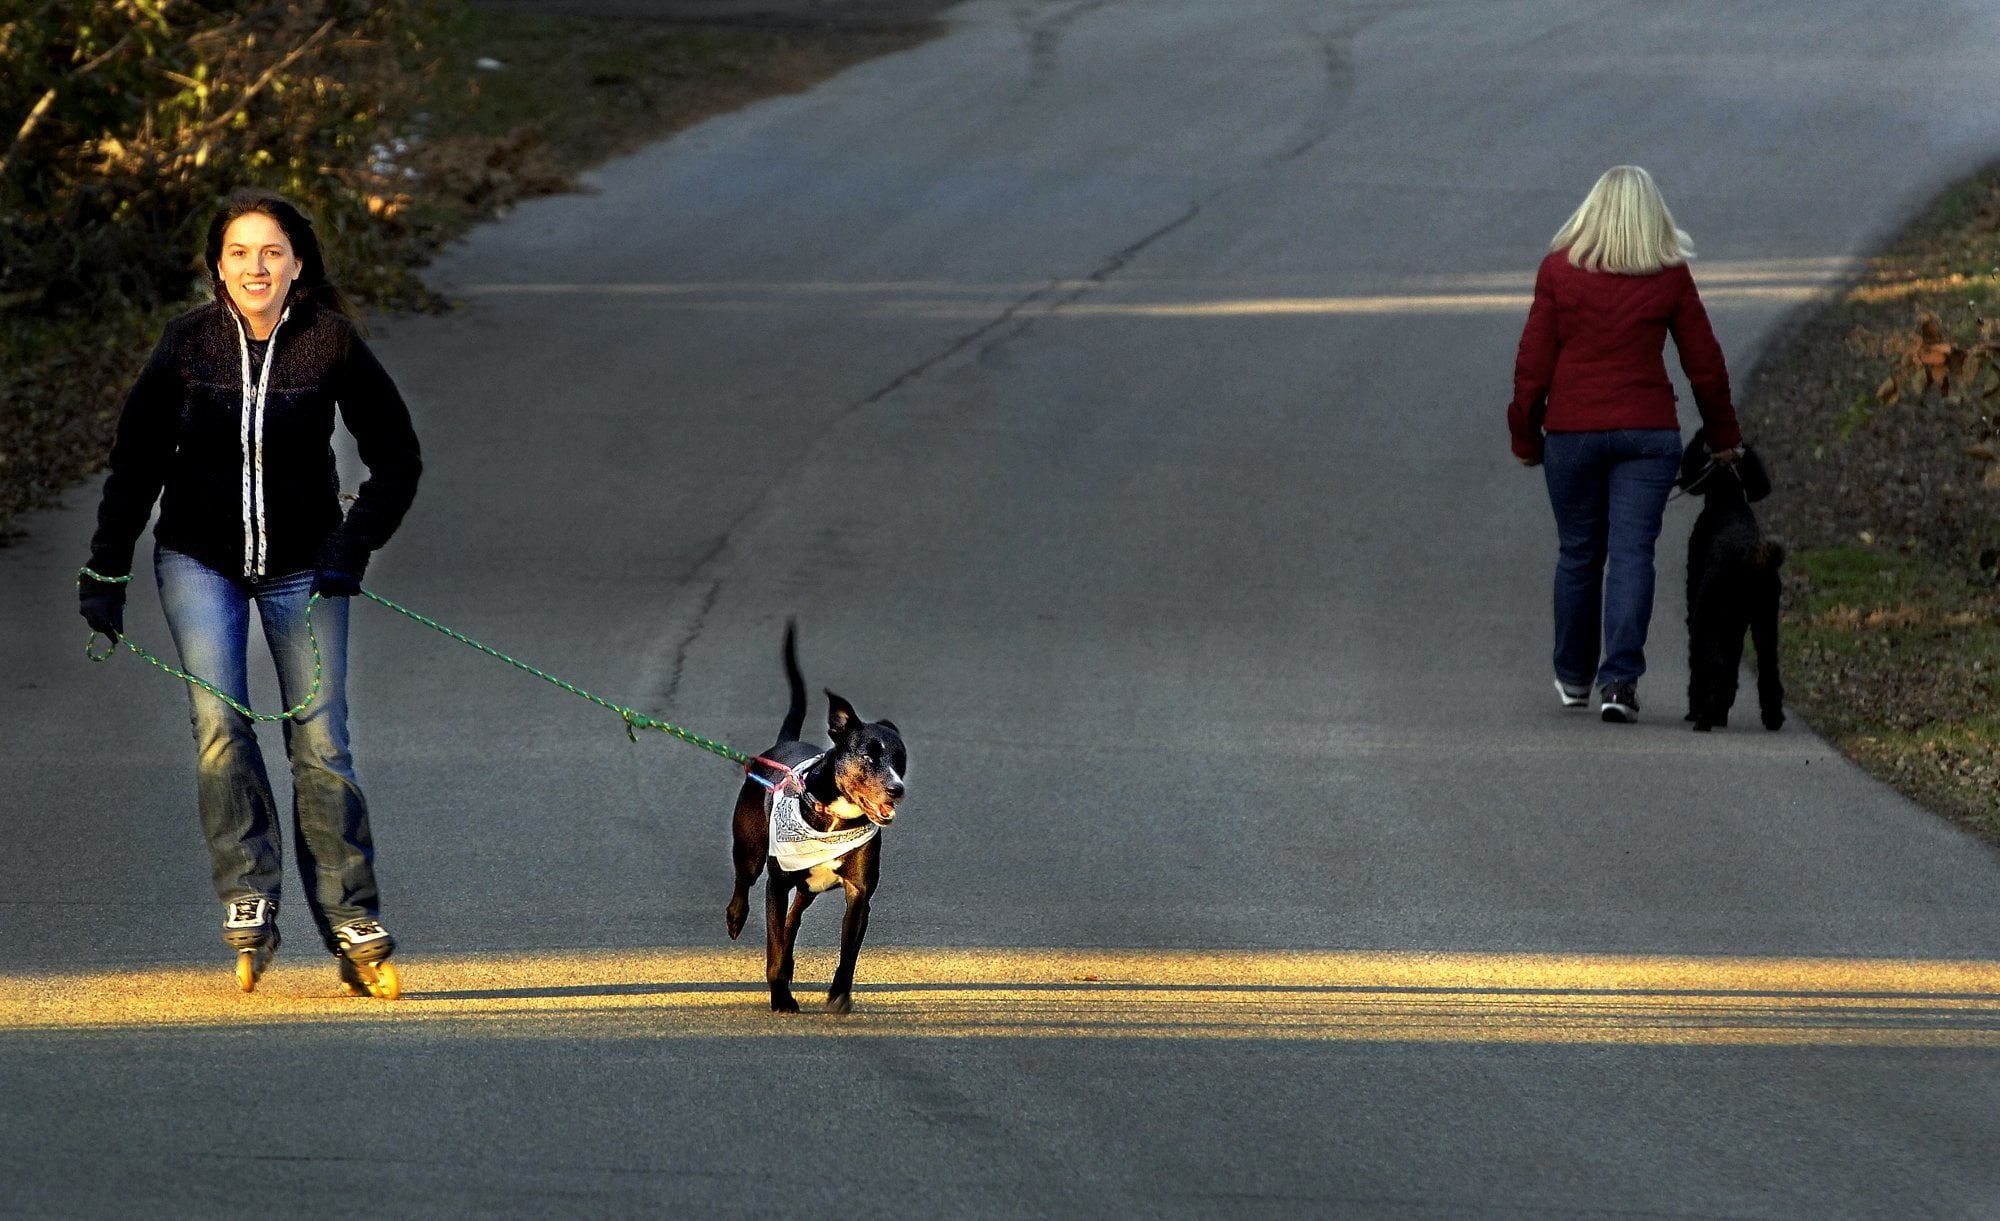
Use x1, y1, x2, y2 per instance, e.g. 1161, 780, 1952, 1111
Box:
779, 619, 807, 743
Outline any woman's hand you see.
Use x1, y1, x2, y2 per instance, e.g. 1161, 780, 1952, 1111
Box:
1518, 455, 1542, 468
311, 568, 362, 598
78, 571, 127, 640
1710, 447, 1740, 464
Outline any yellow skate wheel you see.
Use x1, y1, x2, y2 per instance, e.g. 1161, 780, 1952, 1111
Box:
236, 950, 257, 993
373, 960, 401, 1000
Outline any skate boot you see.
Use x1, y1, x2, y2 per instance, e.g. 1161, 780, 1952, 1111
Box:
333, 917, 400, 999
223, 895, 280, 993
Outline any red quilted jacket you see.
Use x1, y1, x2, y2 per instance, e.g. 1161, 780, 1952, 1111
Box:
1507, 249, 1741, 462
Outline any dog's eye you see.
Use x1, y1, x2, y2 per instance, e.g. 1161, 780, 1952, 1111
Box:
865, 742, 883, 763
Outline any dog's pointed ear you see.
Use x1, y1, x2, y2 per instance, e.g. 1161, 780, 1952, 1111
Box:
876, 718, 899, 733
826, 690, 859, 742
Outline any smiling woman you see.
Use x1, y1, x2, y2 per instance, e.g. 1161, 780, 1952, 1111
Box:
77, 189, 423, 1001
214, 214, 301, 338
202, 193, 358, 341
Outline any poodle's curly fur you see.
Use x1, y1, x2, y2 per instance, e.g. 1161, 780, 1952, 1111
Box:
1679, 431, 1786, 732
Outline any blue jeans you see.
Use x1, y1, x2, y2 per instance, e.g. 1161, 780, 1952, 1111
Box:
1541, 429, 1682, 689
155, 547, 379, 952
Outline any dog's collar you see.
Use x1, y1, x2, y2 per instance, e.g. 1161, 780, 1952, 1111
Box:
797, 781, 831, 819
1676, 458, 1729, 499
749, 753, 844, 821
764, 756, 881, 873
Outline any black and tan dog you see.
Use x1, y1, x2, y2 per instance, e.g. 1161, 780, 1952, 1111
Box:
725, 622, 906, 1013
1678, 428, 1785, 732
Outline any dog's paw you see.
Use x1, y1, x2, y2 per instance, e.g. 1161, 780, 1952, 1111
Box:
725, 900, 746, 941
1684, 710, 1698, 722
1763, 711, 1786, 731
771, 992, 800, 1014
1693, 718, 1716, 732
825, 992, 853, 1015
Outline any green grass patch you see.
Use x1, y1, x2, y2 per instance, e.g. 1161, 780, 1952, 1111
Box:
1782, 546, 2000, 839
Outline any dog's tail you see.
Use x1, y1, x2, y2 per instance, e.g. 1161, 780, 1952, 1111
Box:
779, 619, 807, 742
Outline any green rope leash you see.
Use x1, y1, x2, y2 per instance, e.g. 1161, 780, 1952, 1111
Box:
78, 568, 323, 722
357, 589, 751, 764
78, 568, 751, 765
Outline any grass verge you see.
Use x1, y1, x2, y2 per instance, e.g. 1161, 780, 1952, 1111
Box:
1745, 165, 2000, 840
0, 4, 936, 541
1781, 547, 2000, 841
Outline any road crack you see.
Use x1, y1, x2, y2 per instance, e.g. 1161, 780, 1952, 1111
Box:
1276, 6, 1398, 164
659, 576, 723, 707
976, 199, 1207, 358
1012, 0, 1117, 91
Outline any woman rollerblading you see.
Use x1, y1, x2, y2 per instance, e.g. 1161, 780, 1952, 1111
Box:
78, 190, 422, 999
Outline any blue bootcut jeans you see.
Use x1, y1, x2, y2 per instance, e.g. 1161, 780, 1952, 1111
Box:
1541, 429, 1682, 691
155, 546, 380, 953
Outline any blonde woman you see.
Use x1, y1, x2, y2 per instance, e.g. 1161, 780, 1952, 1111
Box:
1507, 166, 1742, 723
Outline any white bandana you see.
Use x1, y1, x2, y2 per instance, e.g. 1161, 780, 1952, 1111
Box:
767, 754, 880, 873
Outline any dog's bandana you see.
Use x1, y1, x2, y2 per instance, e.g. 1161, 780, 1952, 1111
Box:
767, 754, 880, 873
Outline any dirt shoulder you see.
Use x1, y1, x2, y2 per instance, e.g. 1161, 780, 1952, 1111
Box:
468, 0, 963, 28
1740, 165, 2000, 840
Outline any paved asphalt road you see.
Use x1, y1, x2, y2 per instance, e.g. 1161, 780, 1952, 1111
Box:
8, 1, 2000, 1215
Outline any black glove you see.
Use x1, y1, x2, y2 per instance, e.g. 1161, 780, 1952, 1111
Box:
311, 567, 362, 598
311, 536, 368, 598
78, 574, 127, 640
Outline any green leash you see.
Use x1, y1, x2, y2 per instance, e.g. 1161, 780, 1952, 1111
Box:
78, 568, 322, 723
78, 568, 751, 766
357, 588, 751, 764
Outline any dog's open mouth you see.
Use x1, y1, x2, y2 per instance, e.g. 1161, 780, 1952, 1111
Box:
863, 801, 896, 826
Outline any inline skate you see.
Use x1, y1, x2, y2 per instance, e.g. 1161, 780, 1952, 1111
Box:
223, 895, 280, 993
333, 917, 400, 999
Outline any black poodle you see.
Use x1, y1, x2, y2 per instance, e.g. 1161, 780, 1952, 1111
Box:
1678, 428, 1785, 732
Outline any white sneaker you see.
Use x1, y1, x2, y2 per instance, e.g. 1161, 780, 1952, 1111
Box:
1554, 678, 1591, 709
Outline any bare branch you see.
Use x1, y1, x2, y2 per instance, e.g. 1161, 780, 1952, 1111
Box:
0, 88, 59, 177
74, 31, 136, 75
184, 1, 294, 51
0, 23, 140, 176
191, 17, 337, 137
